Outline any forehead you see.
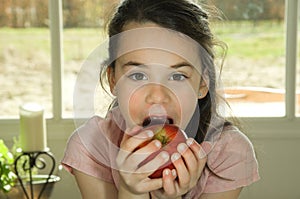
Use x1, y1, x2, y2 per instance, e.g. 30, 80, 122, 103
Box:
117, 49, 191, 67
111, 22, 206, 73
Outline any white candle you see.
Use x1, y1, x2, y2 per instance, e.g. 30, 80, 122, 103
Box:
19, 103, 47, 152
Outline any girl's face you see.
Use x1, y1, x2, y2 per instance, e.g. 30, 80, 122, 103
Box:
108, 22, 208, 129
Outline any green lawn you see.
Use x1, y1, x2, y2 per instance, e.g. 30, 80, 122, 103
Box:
0, 20, 288, 62
0, 27, 104, 62
211, 20, 286, 59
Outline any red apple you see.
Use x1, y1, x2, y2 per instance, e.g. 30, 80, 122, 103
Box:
137, 124, 187, 179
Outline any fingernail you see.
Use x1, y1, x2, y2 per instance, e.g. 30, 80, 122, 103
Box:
160, 151, 169, 160
154, 140, 161, 148
177, 143, 187, 153
164, 169, 170, 176
171, 169, 177, 177
145, 130, 154, 138
138, 130, 153, 139
186, 138, 194, 146
171, 153, 181, 162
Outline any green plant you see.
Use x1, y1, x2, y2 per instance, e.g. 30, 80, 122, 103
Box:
0, 138, 60, 199
0, 138, 37, 194
0, 139, 17, 193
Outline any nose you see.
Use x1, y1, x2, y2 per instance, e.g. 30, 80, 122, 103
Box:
145, 84, 171, 105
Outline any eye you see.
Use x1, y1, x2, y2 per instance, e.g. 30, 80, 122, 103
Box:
128, 72, 148, 81
169, 73, 188, 81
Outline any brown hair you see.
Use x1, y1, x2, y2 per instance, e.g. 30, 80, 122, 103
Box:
100, 0, 229, 143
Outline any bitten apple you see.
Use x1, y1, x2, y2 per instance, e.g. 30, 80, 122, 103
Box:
138, 124, 188, 179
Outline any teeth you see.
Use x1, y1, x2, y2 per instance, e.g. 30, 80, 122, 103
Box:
142, 116, 174, 127
142, 105, 174, 127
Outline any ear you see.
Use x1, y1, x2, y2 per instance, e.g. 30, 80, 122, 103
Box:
198, 73, 209, 99
107, 67, 117, 96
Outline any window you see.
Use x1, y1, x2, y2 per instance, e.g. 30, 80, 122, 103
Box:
210, 0, 287, 117
0, 0, 51, 119
0, 0, 299, 128
62, 0, 117, 118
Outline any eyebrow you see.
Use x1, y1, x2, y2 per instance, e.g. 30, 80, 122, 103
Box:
122, 61, 146, 68
170, 62, 193, 69
122, 61, 193, 69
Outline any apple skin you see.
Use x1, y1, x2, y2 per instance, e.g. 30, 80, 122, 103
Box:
137, 124, 188, 179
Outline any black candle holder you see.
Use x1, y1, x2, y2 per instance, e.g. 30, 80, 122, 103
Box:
14, 149, 56, 199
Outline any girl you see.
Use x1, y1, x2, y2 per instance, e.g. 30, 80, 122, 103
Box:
62, 0, 260, 198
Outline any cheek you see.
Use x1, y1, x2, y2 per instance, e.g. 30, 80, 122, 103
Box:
116, 84, 145, 127
128, 90, 143, 119
175, 88, 198, 128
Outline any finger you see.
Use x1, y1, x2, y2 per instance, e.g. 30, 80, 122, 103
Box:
177, 143, 198, 173
124, 140, 162, 171
137, 178, 163, 193
119, 126, 141, 152
171, 169, 177, 180
123, 126, 143, 138
137, 151, 170, 176
135, 139, 161, 155
118, 129, 154, 165
120, 126, 144, 148
171, 152, 190, 188
186, 138, 209, 161
121, 127, 153, 151
162, 169, 177, 196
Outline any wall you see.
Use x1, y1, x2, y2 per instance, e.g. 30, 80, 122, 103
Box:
240, 137, 300, 199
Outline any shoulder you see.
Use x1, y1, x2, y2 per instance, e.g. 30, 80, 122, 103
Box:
74, 108, 125, 156
75, 107, 125, 143
62, 108, 125, 182
205, 125, 260, 185
224, 126, 254, 149
208, 125, 256, 162
208, 125, 257, 167
64, 107, 126, 162
62, 115, 114, 166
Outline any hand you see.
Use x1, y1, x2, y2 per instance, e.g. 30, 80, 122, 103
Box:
116, 126, 170, 195
150, 138, 209, 199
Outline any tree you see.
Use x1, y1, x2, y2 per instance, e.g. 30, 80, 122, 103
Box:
243, 0, 264, 26
0, 0, 12, 27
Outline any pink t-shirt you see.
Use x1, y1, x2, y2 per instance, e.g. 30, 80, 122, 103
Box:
62, 107, 259, 198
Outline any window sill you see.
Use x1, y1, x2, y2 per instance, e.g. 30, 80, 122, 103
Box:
1, 117, 299, 140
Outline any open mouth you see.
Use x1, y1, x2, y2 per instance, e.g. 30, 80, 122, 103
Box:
142, 116, 174, 127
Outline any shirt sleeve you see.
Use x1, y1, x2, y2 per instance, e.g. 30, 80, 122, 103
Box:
203, 128, 260, 193
61, 131, 114, 183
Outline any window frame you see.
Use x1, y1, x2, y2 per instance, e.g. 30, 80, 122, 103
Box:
1, 0, 300, 141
